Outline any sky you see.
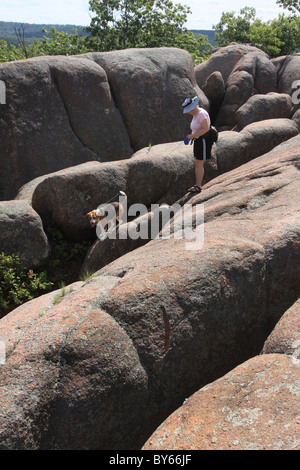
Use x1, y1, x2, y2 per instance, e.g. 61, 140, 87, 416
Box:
0, 0, 286, 30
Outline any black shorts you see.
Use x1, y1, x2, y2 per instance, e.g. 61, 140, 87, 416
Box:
193, 136, 213, 161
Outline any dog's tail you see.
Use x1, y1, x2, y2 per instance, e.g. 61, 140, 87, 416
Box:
119, 191, 126, 197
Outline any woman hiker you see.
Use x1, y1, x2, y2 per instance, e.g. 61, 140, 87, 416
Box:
182, 96, 213, 193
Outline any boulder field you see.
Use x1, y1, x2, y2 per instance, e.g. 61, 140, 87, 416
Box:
143, 300, 300, 451
0, 48, 203, 201
195, 45, 300, 131
0, 45, 299, 263
142, 353, 300, 450
0, 44, 299, 450
2, 115, 295, 269
0, 45, 299, 201
13, 117, 297, 239
0, 134, 299, 450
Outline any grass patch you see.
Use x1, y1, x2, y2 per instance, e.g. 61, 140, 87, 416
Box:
53, 282, 74, 305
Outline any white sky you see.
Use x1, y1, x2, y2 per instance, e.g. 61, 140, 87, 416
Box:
0, 0, 286, 30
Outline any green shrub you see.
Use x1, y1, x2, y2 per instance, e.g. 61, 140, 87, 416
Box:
0, 228, 93, 317
0, 252, 53, 316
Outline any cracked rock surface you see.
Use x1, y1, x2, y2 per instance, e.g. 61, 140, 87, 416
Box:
0, 49, 200, 200
0, 135, 299, 450
0, 45, 299, 450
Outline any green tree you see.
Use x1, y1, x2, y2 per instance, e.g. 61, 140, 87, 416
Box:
85, 0, 211, 61
247, 18, 284, 57
277, 0, 300, 14
0, 27, 89, 62
213, 6, 300, 57
0, 39, 25, 63
251, 14, 300, 56
213, 6, 257, 46
27, 26, 89, 57
86, 0, 190, 50
0, 3, 212, 64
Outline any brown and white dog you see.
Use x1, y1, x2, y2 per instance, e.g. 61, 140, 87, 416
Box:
86, 191, 126, 240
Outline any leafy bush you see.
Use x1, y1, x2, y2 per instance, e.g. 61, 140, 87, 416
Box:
0, 39, 25, 63
0, 252, 53, 316
0, 19, 212, 64
0, 229, 93, 317
213, 6, 300, 58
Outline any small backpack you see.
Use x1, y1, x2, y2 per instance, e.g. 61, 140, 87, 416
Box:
210, 126, 218, 143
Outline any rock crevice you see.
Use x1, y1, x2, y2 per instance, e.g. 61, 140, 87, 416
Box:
0, 45, 299, 450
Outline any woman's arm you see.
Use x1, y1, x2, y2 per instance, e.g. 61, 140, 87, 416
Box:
187, 118, 210, 140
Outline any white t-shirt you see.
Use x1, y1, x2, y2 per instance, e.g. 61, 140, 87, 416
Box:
190, 107, 211, 133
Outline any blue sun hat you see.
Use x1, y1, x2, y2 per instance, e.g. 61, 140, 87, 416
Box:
182, 96, 199, 114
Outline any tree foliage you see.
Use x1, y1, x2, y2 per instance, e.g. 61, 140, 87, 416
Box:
0, 1, 299, 64
0, 252, 52, 316
29, 27, 90, 56
0, 39, 25, 63
0, 27, 89, 63
85, 0, 211, 61
0, 1, 212, 64
213, 7, 256, 46
277, 0, 300, 14
213, 6, 300, 57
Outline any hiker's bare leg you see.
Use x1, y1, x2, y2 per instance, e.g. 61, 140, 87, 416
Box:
195, 159, 204, 188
